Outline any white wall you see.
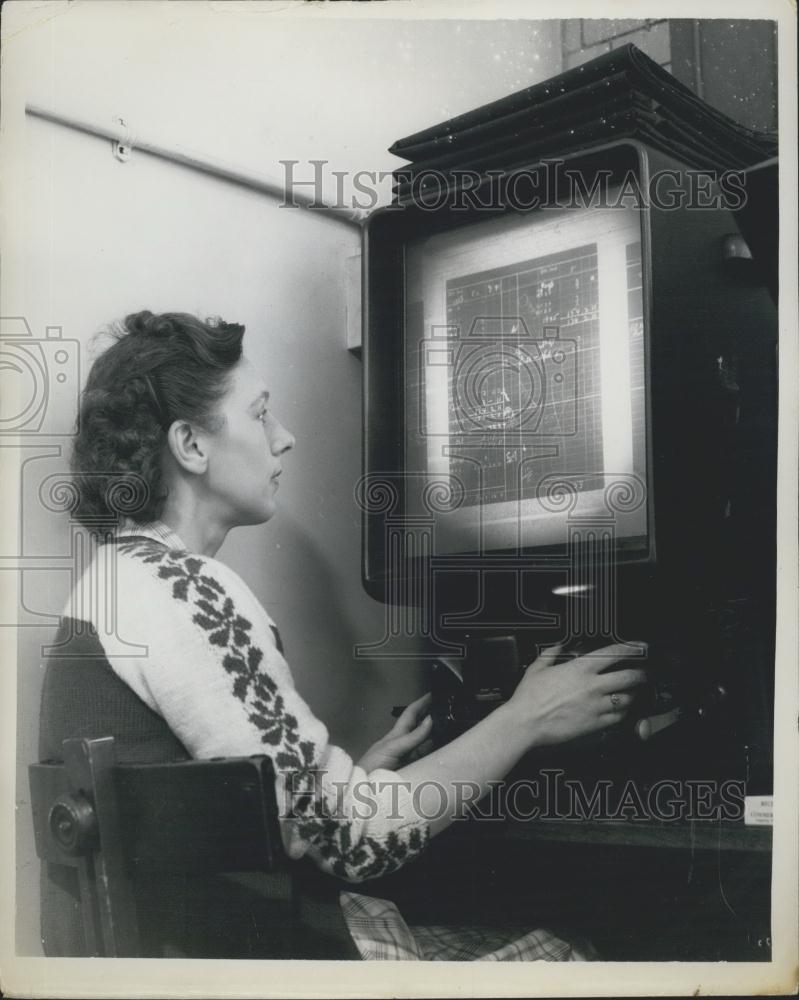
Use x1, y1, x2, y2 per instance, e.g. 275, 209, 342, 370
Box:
10, 3, 563, 205
2, 2, 563, 956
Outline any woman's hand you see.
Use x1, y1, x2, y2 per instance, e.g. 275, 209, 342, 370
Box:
505, 643, 648, 750
356, 692, 434, 773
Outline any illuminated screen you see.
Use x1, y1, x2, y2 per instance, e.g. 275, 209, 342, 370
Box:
404, 197, 648, 554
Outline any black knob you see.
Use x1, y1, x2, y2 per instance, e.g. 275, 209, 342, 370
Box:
48, 793, 98, 854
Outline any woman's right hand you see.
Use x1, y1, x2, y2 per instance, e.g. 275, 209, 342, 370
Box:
505, 643, 648, 750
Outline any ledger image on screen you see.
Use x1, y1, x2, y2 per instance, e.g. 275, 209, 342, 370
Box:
404, 199, 648, 553
443, 242, 604, 507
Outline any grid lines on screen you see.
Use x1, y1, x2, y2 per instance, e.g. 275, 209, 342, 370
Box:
440, 244, 604, 507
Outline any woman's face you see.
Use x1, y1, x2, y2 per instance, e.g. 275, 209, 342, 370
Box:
202, 356, 295, 527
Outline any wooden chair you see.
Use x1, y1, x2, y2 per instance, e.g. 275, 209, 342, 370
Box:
29, 737, 361, 959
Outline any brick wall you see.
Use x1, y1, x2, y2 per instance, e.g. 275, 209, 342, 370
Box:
560, 19, 777, 132
561, 19, 671, 72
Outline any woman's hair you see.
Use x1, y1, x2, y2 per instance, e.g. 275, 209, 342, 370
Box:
70, 310, 244, 527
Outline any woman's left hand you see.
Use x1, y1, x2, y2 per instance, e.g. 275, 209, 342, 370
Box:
357, 692, 434, 773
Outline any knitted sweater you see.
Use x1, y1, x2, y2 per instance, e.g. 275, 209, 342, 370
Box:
53, 520, 429, 884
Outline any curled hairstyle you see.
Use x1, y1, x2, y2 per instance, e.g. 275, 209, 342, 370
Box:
70, 310, 244, 527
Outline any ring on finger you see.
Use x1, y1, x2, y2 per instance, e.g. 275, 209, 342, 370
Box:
610, 692, 623, 708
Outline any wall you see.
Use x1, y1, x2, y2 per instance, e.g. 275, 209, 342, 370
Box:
561, 18, 778, 132
2, 4, 562, 956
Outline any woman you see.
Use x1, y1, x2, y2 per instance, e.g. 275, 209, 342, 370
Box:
40, 310, 646, 960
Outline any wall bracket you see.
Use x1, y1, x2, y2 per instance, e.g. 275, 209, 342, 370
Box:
111, 117, 133, 162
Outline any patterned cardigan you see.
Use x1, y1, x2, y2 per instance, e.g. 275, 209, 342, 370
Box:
45, 519, 429, 884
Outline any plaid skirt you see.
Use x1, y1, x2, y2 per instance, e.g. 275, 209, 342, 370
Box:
340, 891, 597, 962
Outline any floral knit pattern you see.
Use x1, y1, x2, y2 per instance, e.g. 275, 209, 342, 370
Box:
115, 536, 427, 881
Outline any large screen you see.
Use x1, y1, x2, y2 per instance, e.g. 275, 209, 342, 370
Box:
404, 198, 648, 555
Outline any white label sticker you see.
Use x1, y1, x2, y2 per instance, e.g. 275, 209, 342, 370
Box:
744, 795, 774, 826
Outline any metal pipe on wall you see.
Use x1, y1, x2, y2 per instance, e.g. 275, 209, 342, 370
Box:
25, 102, 366, 229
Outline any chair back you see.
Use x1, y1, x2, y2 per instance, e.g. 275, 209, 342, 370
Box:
29, 737, 292, 957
